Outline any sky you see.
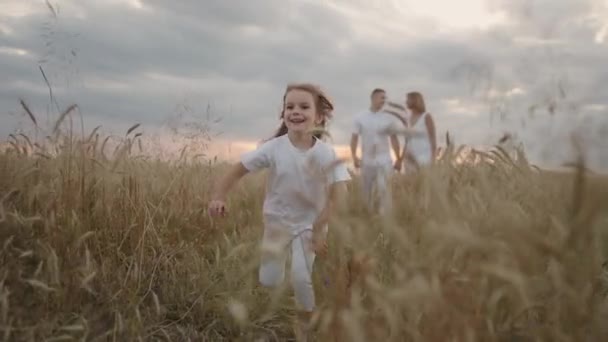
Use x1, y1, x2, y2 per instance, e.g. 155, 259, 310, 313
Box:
1, 0, 607, 170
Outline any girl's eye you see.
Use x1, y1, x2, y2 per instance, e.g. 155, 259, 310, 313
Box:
301, 105, 310, 110
286, 105, 294, 110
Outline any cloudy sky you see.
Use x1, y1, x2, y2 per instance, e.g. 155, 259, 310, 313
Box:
1, 0, 607, 169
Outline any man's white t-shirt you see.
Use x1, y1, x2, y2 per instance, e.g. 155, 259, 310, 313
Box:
240, 134, 351, 234
353, 110, 401, 166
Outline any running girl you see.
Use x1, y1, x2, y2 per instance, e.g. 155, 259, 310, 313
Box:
208, 83, 350, 340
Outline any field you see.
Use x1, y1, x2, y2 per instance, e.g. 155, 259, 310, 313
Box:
1, 124, 608, 341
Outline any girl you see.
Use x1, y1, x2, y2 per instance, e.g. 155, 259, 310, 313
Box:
397, 91, 438, 171
208, 83, 350, 340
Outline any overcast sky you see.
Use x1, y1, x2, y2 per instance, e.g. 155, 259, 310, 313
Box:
1, 0, 607, 169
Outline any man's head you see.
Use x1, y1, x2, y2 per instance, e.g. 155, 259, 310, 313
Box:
370, 88, 386, 111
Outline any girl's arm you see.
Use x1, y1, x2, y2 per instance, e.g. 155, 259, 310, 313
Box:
214, 138, 275, 201
210, 140, 273, 217
313, 181, 348, 235
211, 162, 249, 201
425, 114, 438, 161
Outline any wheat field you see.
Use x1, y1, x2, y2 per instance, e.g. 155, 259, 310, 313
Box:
1, 111, 608, 341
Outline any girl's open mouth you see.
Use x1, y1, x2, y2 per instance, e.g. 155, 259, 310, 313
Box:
288, 117, 306, 124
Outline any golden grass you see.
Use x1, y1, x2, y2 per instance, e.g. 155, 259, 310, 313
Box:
1, 119, 608, 341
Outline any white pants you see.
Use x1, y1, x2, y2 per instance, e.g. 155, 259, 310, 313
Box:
360, 162, 393, 215
259, 219, 317, 312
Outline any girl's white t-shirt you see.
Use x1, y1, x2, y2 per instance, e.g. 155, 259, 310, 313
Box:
240, 135, 350, 233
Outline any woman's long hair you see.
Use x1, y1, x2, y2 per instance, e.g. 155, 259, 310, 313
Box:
406, 91, 426, 114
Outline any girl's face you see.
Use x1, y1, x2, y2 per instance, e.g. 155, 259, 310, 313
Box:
283, 89, 320, 134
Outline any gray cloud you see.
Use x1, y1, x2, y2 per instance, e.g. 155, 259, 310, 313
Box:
1, 0, 606, 169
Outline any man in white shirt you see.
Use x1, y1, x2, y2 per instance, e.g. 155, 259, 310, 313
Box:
350, 88, 402, 215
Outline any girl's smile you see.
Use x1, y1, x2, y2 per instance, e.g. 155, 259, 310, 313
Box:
286, 115, 307, 124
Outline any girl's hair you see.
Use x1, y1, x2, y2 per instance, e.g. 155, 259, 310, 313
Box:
272, 83, 334, 139
406, 91, 426, 113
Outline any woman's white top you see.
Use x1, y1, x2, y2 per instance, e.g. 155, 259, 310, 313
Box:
405, 112, 433, 166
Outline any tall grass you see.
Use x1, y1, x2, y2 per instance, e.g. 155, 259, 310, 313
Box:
1, 105, 608, 341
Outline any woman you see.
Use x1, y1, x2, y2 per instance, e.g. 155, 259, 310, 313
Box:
398, 91, 437, 172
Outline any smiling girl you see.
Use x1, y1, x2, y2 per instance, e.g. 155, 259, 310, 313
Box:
208, 83, 350, 340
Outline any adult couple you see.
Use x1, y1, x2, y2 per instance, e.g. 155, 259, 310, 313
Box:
350, 88, 437, 214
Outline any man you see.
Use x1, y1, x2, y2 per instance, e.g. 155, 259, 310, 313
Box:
350, 88, 402, 215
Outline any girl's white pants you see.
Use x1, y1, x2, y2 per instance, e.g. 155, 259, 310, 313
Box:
258, 219, 318, 312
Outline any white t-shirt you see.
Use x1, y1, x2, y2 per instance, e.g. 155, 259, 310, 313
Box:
352, 110, 402, 166
240, 134, 351, 233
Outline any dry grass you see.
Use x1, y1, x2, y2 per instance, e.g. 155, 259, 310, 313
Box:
1, 112, 608, 341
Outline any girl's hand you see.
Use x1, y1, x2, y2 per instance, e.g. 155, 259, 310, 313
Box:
208, 199, 227, 218
311, 232, 328, 257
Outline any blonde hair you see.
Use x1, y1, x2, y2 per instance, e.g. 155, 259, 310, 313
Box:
273, 83, 334, 139
406, 91, 426, 113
